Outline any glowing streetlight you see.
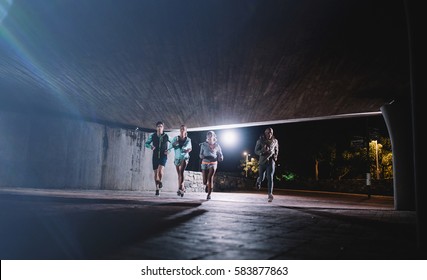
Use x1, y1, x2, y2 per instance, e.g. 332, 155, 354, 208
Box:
373, 140, 380, 180
221, 130, 238, 147
243, 151, 250, 177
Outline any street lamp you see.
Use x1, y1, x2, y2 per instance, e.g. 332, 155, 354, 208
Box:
243, 151, 250, 177
373, 140, 380, 180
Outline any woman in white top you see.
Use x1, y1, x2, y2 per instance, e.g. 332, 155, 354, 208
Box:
199, 131, 223, 200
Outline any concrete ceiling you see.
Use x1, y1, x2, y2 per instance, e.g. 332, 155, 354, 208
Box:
0, 0, 410, 130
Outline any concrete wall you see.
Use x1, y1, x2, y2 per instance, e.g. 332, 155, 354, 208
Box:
0, 111, 178, 191
182, 171, 249, 194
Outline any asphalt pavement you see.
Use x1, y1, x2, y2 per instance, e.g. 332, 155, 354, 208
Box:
0, 187, 422, 260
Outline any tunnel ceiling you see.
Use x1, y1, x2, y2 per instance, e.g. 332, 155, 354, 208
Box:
0, 0, 410, 130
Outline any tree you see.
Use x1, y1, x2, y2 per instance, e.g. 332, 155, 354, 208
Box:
369, 137, 393, 179
312, 143, 337, 181
239, 157, 259, 178
336, 137, 393, 180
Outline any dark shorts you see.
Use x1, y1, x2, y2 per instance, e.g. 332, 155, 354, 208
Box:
152, 156, 167, 170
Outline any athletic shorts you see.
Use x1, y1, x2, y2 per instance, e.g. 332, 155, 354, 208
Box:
152, 156, 167, 170
174, 158, 189, 166
201, 161, 217, 170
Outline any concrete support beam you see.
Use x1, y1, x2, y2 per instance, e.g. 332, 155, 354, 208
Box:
381, 101, 415, 210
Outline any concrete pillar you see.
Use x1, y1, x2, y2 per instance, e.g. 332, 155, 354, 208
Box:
381, 100, 415, 210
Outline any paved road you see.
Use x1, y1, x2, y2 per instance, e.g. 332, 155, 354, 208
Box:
0, 187, 421, 260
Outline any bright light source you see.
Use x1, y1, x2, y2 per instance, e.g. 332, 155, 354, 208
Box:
220, 130, 238, 147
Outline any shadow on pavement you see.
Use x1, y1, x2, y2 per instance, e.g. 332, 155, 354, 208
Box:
0, 193, 206, 259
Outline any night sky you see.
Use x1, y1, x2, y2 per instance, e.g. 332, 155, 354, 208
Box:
186, 115, 389, 177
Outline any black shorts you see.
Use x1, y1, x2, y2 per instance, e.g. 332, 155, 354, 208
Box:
152, 156, 167, 170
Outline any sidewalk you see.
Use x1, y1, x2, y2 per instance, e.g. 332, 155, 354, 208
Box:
0, 187, 421, 260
